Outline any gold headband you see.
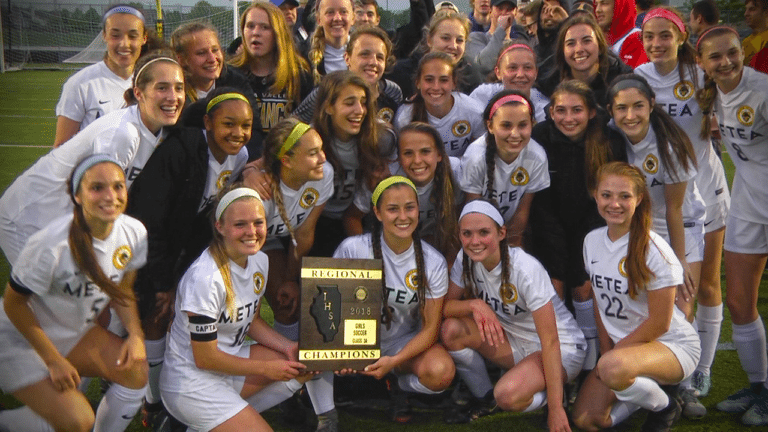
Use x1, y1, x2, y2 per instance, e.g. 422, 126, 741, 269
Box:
206, 93, 250, 113
277, 122, 312, 158
371, 176, 417, 207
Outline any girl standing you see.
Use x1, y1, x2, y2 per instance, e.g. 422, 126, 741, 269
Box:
394, 52, 485, 157
460, 90, 549, 247
573, 162, 700, 432
442, 199, 586, 430
0, 155, 148, 432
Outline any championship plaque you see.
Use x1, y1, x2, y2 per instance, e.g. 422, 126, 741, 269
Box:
299, 257, 382, 371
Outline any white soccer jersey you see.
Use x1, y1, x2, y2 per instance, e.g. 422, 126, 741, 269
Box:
0, 213, 147, 356
323, 137, 359, 219
263, 161, 335, 249
393, 93, 486, 157
460, 135, 550, 223
583, 228, 699, 347
714, 67, 768, 224
449, 247, 584, 350
613, 123, 706, 236
635, 63, 730, 208
199, 141, 249, 212
352, 158, 463, 238
55, 61, 131, 131
0, 105, 167, 265
162, 249, 269, 394
468, 84, 549, 123
333, 234, 448, 344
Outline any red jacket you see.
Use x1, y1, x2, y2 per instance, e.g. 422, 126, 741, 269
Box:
597, 0, 648, 68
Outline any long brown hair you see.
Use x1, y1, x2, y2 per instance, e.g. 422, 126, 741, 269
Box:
641, 6, 699, 90
694, 26, 741, 140
308, 0, 356, 84
594, 162, 654, 299
407, 52, 457, 123
459, 199, 511, 301
123, 50, 180, 106
555, 14, 610, 83
171, 21, 220, 103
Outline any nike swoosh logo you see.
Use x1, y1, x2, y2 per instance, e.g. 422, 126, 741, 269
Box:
149, 361, 163, 367
591, 260, 598, 264
122, 414, 134, 420
704, 220, 714, 226
99, 100, 109, 104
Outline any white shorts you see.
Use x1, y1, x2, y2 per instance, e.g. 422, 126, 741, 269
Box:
704, 201, 729, 233
724, 215, 768, 254
660, 224, 705, 263
660, 339, 701, 382
507, 336, 587, 382
161, 345, 250, 432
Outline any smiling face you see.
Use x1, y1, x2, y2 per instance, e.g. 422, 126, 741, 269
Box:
75, 162, 127, 232
327, 84, 367, 141
487, 103, 532, 163
595, 173, 641, 234
204, 99, 253, 163
642, 17, 684, 70
216, 197, 267, 267
550, 92, 594, 140
345, 33, 387, 88
318, 0, 354, 47
610, 87, 652, 144
243, 8, 276, 61
398, 130, 443, 187
103, 13, 146, 75
373, 184, 419, 247
417, 58, 455, 112
495, 48, 537, 93
135, 62, 185, 134
427, 19, 467, 64
563, 23, 600, 79
594, 0, 614, 30
284, 129, 326, 183
697, 33, 745, 92
459, 212, 505, 270
179, 29, 224, 90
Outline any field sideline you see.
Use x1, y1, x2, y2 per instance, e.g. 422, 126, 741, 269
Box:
0, 69, 766, 431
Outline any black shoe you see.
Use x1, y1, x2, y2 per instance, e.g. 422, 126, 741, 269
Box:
641, 386, 683, 432
278, 391, 308, 426
141, 400, 171, 432
443, 391, 498, 424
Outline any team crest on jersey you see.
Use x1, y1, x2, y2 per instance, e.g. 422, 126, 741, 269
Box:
404, 269, 418, 291
300, 188, 320, 209
500, 283, 518, 304
216, 170, 233, 190
673, 81, 694, 101
642, 154, 659, 174
378, 107, 394, 123
452, 120, 471, 137
738, 105, 755, 126
112, 245, 132, 270
510, 167, 530, 186
618, 257, 628, 278
253, 272, 265, 294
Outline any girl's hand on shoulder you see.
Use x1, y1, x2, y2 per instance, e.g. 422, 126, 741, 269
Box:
242, 165, 274, 200
361, 356, 397, 380
116, 333, 147, 371
470, 299, 505, 347
264, 359, 307, 381
47, 356, 80, 392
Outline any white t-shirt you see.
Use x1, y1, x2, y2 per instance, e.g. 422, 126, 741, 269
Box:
199, 139, 249, 212
55, 61, 131, 131
614, 123, 706, 235
635, 63, 730, 208
0, 213, 147, 356
333, 234, 448, 344
263, 161, 335, 250
394, 93, 486, 157
449, 247, 583, 351
323, 44, 348, 73
323, 136, 359, 219
583, 227, 699, 347
468, 84, 549, 123
460, 135, 550, 223
162, 248, 269, 393
714, 66, 768, 224
0, 105, 167, 265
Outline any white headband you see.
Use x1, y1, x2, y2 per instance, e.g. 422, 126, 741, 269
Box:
459, 200, 504, 227
215, 188, 262, 221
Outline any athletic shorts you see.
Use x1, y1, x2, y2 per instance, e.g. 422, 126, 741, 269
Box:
660, 224, 705, 263
660, 338, 701, 382
704, 201, 729, 233
724, 215, 768, 254
161, 344, 249, 432
0, 331, 50, 394
507, 335, 587, 382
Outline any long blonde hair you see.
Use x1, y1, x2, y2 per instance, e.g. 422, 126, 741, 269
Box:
308, 0, 355, 84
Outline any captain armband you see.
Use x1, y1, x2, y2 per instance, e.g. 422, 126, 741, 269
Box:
189, 315, 218, 341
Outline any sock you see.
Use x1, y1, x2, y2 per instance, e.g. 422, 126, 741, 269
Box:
448, 348, 494, 399
695, 304, 723, 376
273, 321, 299, 341
305, 372, 335, 415
145, 336, 166, 404
574, 300, 598, 370
521, 391, 547, 413
732, 317, 768, 383
0, 406, 55, 432
609, 401, 640, 426
613, 377, 669, 411
397, 373, 441, 395
247, 379, 303, 412
93, 383, 146, 432
679, 375, 693, 390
